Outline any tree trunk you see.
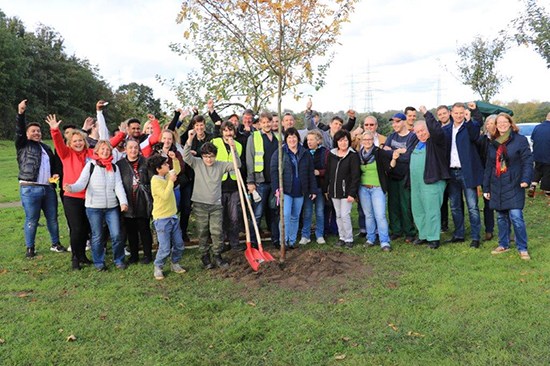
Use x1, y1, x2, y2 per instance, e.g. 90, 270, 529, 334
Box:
277, 72, 285, 261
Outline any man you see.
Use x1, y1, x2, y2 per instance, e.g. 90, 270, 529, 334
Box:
15, 99, 66, 258
352, 116, 386, 150
282, 112, 296, 131
305, 99, 355, 149
383, 112, 418, 242
442, 102, 484, 248
436, 104, 453, 232
405, 106, 417, 131
436, 105, 452, 127
127, 118, 147, 143
528, 112, 550, 198
211, 122, 246, 252
246, 112, 279, 247
208, 99, 249, 148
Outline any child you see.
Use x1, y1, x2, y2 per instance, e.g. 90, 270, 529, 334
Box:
183, 129, 240, 269
146, 152, 187, 280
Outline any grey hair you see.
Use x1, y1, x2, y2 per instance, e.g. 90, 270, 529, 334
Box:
483, 114, 498, 133
413, 120, 427, 128
362, 130, 375, 138
364, 115, 378, 124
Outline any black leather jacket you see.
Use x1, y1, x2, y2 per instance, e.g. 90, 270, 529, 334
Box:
15, 113, 57, 182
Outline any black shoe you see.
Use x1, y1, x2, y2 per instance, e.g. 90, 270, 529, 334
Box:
213, 254, 229, 268
483, 233, 494, 242
182, 233, 190, 243
470, 240, 480, 248
116, 263, 128, 270
141, 257, 152, 265
413, 239, 427, 246
334, 240, 345, 248
427, 241, 440, 249
404, 236, 415, 243
344, 241, 354, 249
440, 226, 448, 233
79, 256, 93, 265
50, 243, 67, 252
272, 242, 281, 250
232, 244, 246, 252
128, 257, 139, 265
71, 257, 81, 271
390, 234, 402, 241
201, 254, 215, 270
527, 184, 536, 198
26, 247, 36, 258
445, 236, 465, 243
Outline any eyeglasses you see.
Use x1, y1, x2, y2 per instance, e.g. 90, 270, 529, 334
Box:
365, 123, 376, 127
362, 138, 374, 141
203, 155, 216, 160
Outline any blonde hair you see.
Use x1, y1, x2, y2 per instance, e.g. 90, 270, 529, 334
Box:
142, 121, 152, 135
67, 129, 89, 150
93, 140, 113, 155
306, 129, 323, 143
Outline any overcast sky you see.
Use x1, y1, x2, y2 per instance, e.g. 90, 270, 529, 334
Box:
2, 0, 550, 115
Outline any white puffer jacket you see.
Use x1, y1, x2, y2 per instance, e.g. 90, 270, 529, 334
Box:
70, 161, 128, 209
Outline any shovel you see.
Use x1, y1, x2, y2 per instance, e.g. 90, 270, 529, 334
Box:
235, 168, 274, 262
229, 143, 263, 271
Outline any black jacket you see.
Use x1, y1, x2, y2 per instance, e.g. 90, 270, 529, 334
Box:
270, 144, 317, 196
116, 156, 152, 218
15, 112, 57, 182
323, 148, 361, 199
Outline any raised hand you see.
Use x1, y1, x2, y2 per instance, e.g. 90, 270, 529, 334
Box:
18, 99, 27, 114
83, 117, 94, 130
346, 109, 356, 119
467, 102, 477, 110
168, 151, 176, 160
207, 99, 214, 113
351, 127, 363, 137
45, 114, 62, 129
147, 113, 155, 121
96, 100, 106, 111
419, 105, 427, 115
188, 129, 196, 140
119, 121, 128, 134
306, 98, 312, 111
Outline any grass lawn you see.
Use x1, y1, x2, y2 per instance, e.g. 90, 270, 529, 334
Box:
1, 140, 550, 364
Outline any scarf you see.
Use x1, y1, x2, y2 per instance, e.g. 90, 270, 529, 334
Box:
416, 142, 426, 150
92, 153, 114, 171
359, 146, 376, 165
284, 145, 299, 178
491, 129, 511, 178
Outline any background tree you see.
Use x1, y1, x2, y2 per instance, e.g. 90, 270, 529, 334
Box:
179, 0, 359, 258
111, 82, 164, 126
456, 35, 510, 102
512, 0, 550, 68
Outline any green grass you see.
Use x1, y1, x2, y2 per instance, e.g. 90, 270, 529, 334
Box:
1, 141, 550, 364
0, 140, 21, 203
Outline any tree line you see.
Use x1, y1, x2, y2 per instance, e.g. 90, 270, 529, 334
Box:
0, 10, 163, 139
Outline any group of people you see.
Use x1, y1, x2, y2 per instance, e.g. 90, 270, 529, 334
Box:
15, 97, 548, 279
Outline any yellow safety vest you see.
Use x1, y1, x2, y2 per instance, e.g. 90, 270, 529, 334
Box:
212, 138, 242, 181
252, 130, 277, 173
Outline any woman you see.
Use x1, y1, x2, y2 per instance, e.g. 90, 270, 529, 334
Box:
476, 115, 497, 242
483, 113, 533, 260
65, 141, 129, 271
116, 140, 154, 264
47, 113, 125, 270
358, 130, 392, 251
270, 128, 317, 249
152, 130, 185, 206
323, 130, 361, 249
408, 106, 450, 249
299, 130, 328, 245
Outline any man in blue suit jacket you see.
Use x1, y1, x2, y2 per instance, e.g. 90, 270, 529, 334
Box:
442, 102, 484, 248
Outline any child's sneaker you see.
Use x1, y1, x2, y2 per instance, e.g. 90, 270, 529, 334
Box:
50, 243, 67, 252
299, 237, 311, 245
316, 237, 326, 244
154, 267, 164, 280
213, 254, 229, 268
170, 262, 187, 274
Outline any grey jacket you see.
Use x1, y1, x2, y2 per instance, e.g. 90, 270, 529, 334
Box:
69, 161, 128, 209
245, 131, 278, 185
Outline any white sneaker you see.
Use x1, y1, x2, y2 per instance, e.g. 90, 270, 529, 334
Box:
85, 240, 91, 251
299, 237, 311, 245
316, 237, 326, 244
124, 247, 131, 256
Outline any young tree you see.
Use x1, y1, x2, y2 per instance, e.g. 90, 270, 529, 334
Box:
512, 0, 550, 68
178, 0, 358, 258
456, 35, 510, 102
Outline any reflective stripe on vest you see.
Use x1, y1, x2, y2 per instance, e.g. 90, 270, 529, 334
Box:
212, 138, 242, 181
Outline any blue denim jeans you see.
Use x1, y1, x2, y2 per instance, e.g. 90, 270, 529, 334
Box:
20, 185, 60, 248
86, 207, 125, 268
358, 185, 390, 247
301, 187, 325, 239
153, 215, 184, 268
251, 183, 279, 245
282, 194, 304, 246
496, 209, 528, 252
448, 169, 481, 240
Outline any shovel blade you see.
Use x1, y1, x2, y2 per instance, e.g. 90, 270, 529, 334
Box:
245, 242, 263, 271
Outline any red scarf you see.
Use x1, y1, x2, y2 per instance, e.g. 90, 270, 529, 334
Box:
92, 153, 114, 171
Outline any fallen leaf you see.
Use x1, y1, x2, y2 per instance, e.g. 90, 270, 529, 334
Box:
338, 298, 345, 302
120, 275, 125, 279
31, 298, 36, 302
388, 323, 394, 327
100, 314, 107, 320
352, 343, 359, 347
247, 301, 256, 307
392, 327, 398, 331
508, 340, 514, 346
335, 354, 346, 360
179, 303, 185, 307
58, 328, 64, 333
208, 345, 214, 349
387, 283, 398, 289
519, 278, 525, 283
66, 334, 76, 342
18, 293, 28, 298
1, 269, 7, 274
342, 337, 351, 342
521, 272, 527, 276
0, 339, 5, 344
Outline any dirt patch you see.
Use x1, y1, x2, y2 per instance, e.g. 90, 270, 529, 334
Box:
217, 248, 372, 291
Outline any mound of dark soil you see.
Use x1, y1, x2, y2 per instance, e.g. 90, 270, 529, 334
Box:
217, 248, 371, 290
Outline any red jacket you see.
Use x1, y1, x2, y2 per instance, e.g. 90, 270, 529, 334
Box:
52, 128, 125, 199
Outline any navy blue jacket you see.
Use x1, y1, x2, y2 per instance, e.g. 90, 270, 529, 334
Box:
483, 131, 533, 211
270, 144, 317, 197
531, 120, 550, 164
442, 109, 484, 188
